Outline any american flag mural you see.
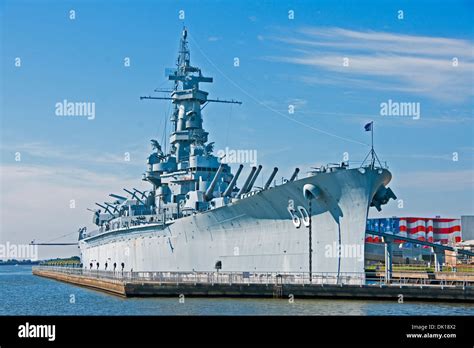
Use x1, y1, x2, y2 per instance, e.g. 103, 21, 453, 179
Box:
366, 217, 462, 245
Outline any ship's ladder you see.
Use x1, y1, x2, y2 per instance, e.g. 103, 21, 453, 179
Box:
273, 274, 283, 298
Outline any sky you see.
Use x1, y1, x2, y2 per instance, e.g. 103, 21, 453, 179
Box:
1, 0, 473, 259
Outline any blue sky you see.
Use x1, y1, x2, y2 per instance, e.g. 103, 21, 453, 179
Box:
1, 0, 473, 258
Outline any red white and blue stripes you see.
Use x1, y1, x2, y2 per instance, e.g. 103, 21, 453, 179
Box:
366, 217, 461, 245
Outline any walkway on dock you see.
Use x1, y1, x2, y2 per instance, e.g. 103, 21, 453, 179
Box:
33, 266, 474, 302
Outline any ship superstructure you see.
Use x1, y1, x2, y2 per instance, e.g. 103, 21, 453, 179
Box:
79, 28, 396, 283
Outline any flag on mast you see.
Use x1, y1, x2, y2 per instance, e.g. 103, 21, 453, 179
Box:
364, 122, 373, 131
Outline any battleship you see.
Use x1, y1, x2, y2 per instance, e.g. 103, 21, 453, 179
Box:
78, 28, 397, 281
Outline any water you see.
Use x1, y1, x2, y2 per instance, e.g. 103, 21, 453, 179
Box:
1, 265, 473, 316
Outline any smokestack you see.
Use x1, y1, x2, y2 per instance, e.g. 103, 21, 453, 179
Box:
205, 164, 225, 201
237, 166, 257, 197
264, 167, 278, 190
223, 164, 244, 197
245, 165, 262, 193
289, 168, 300, 182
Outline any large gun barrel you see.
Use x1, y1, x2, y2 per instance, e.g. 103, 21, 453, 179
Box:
289, 168, 300, 182
237, 166, 257, 197
245, 165, 262, 193
95, 202, 107, 210
105, 202, 119, 213
123, 188, 134, 195
132, 188, 147, 199
223, 164, 244, 197
204, 164, 225, 201
264, 167, 278, 190
95, 202, 114, 215
123, 188, 145, 205
109, 193, 127, 201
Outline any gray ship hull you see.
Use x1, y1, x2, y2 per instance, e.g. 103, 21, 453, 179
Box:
79, 167, 392, 281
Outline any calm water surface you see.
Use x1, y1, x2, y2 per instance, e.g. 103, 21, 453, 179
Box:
1, 266, 473, 315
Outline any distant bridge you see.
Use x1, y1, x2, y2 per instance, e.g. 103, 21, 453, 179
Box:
366, 229, 473, 280
366, 229, 474, 257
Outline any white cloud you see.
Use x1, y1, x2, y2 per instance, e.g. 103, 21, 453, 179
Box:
1, 142, 147, 166
267, 27, 474, 102
380, 169, 474, 217
295, 27, 473, 57
394, 169, 474, 191
0, 164, 149, 259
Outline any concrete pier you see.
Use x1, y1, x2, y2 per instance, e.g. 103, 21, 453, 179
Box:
33, 268, 126, 296
33, 267, 474, 302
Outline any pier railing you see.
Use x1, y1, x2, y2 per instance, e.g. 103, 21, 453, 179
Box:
33, 266, 474, 287
33, 266, 365, 285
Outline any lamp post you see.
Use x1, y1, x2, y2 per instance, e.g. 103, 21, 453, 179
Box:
303, 184, 321, 284
308, 198, 313, 283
